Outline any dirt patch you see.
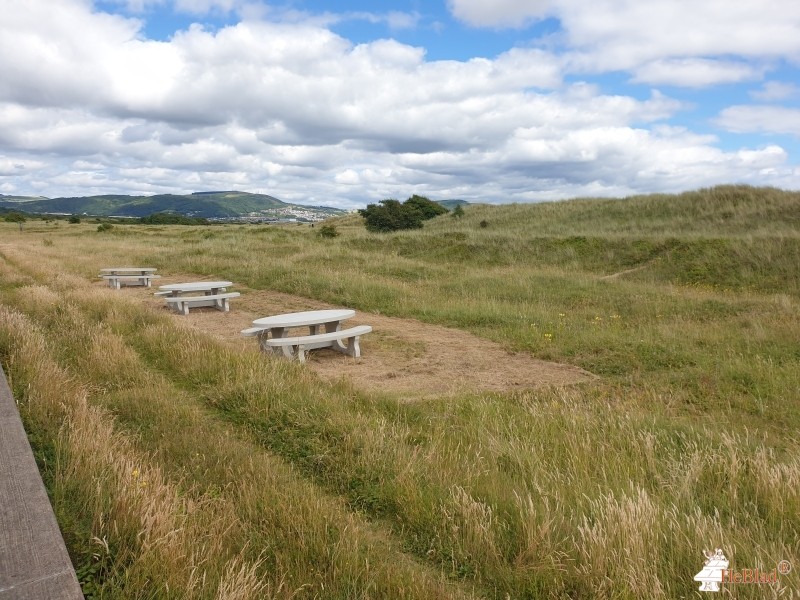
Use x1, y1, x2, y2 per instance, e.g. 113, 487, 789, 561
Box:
130, 279, 596, 400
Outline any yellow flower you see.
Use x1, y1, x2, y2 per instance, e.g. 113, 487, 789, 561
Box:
132, 469, 140, 478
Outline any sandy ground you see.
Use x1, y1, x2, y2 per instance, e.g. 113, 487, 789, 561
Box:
127, 279, 596, 401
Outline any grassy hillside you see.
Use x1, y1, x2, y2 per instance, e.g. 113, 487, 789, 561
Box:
0, 191, 345, 219
0, 185, 798, 598
454, 185, 800, 236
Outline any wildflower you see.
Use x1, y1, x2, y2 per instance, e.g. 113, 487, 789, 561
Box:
558, 313, 565, 318
132, 469, 140, 478
543, 333, 553, 341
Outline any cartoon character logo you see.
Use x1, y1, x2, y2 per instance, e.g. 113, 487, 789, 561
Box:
694, 549, 729, 592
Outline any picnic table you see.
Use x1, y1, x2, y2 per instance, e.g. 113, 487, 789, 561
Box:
100, 267, 160, 289
242, 309, 372, 362
156, 281, 239, 315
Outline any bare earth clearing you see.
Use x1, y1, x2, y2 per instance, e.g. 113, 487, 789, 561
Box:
124, 278, 595, 400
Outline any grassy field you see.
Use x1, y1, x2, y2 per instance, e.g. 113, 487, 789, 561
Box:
1, 184, 798, 598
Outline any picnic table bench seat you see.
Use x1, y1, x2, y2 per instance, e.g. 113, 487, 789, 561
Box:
101, 274, 161, 289
241, 326, 267, 337
263, 325, 372, 362
164, 292, 240, 315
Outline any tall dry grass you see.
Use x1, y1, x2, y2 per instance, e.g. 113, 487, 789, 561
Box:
1, 185, 799, 598
0, 253, 473, 599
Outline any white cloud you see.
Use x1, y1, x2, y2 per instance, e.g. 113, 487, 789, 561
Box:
0, 0, 797, 207
715, 106, 800, 137
0, 156, 44, 176
750, 81, 800, 102
448, 0, 800, 86
385, 11, 420, 30
632, 59, 763, 88
335, 169, 361, 184
447, 0, 551, 28
560, 0, 800, 64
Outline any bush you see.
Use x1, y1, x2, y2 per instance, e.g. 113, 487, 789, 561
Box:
4, 212, 26, 230
451, 204, 465, 218
404, 195, 448, 220
97, 223, 114, 232
317, 224, 340, 238
139, 213, 209, 225
359, 195, 446, 233
4, 212, 26, 223
68, 215, 81, 224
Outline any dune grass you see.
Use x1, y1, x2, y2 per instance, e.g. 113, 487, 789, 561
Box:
1, 185, 798, 598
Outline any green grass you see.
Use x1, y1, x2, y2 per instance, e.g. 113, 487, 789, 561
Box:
0, 184, 798, 598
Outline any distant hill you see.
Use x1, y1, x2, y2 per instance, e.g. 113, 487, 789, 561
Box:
436, 199, 470, 210
0, 191, 345, 221
0, 194, 49, 203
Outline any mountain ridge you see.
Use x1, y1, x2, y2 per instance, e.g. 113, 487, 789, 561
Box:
0, 191, 346, 221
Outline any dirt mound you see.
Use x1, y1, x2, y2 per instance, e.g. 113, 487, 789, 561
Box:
137, 283, 596, 400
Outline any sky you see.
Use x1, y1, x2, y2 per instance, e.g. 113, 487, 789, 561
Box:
1, 0, 799, 209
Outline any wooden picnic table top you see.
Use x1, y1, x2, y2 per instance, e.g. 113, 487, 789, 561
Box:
253, 309, 355, 329
158, 281, 232, 293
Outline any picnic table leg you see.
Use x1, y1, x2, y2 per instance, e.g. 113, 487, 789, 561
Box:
280, 344, 298, 360
296, 345, 307, 363
344, 335, 362, 358
322, 320, 351, 352
323, 320, 341, 333
256, 331, 270, 353
266, 327, 287, 355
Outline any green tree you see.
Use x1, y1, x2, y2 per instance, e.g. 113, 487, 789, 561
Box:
359, 199, 423, 233
359, 195, 447, 233
4, 212, 26, 230
68, 215, 81, 224
404, 195, 448, 220
451, 204, 465, 218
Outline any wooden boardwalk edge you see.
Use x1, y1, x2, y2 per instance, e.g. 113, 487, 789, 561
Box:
0, 365, 84, 600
